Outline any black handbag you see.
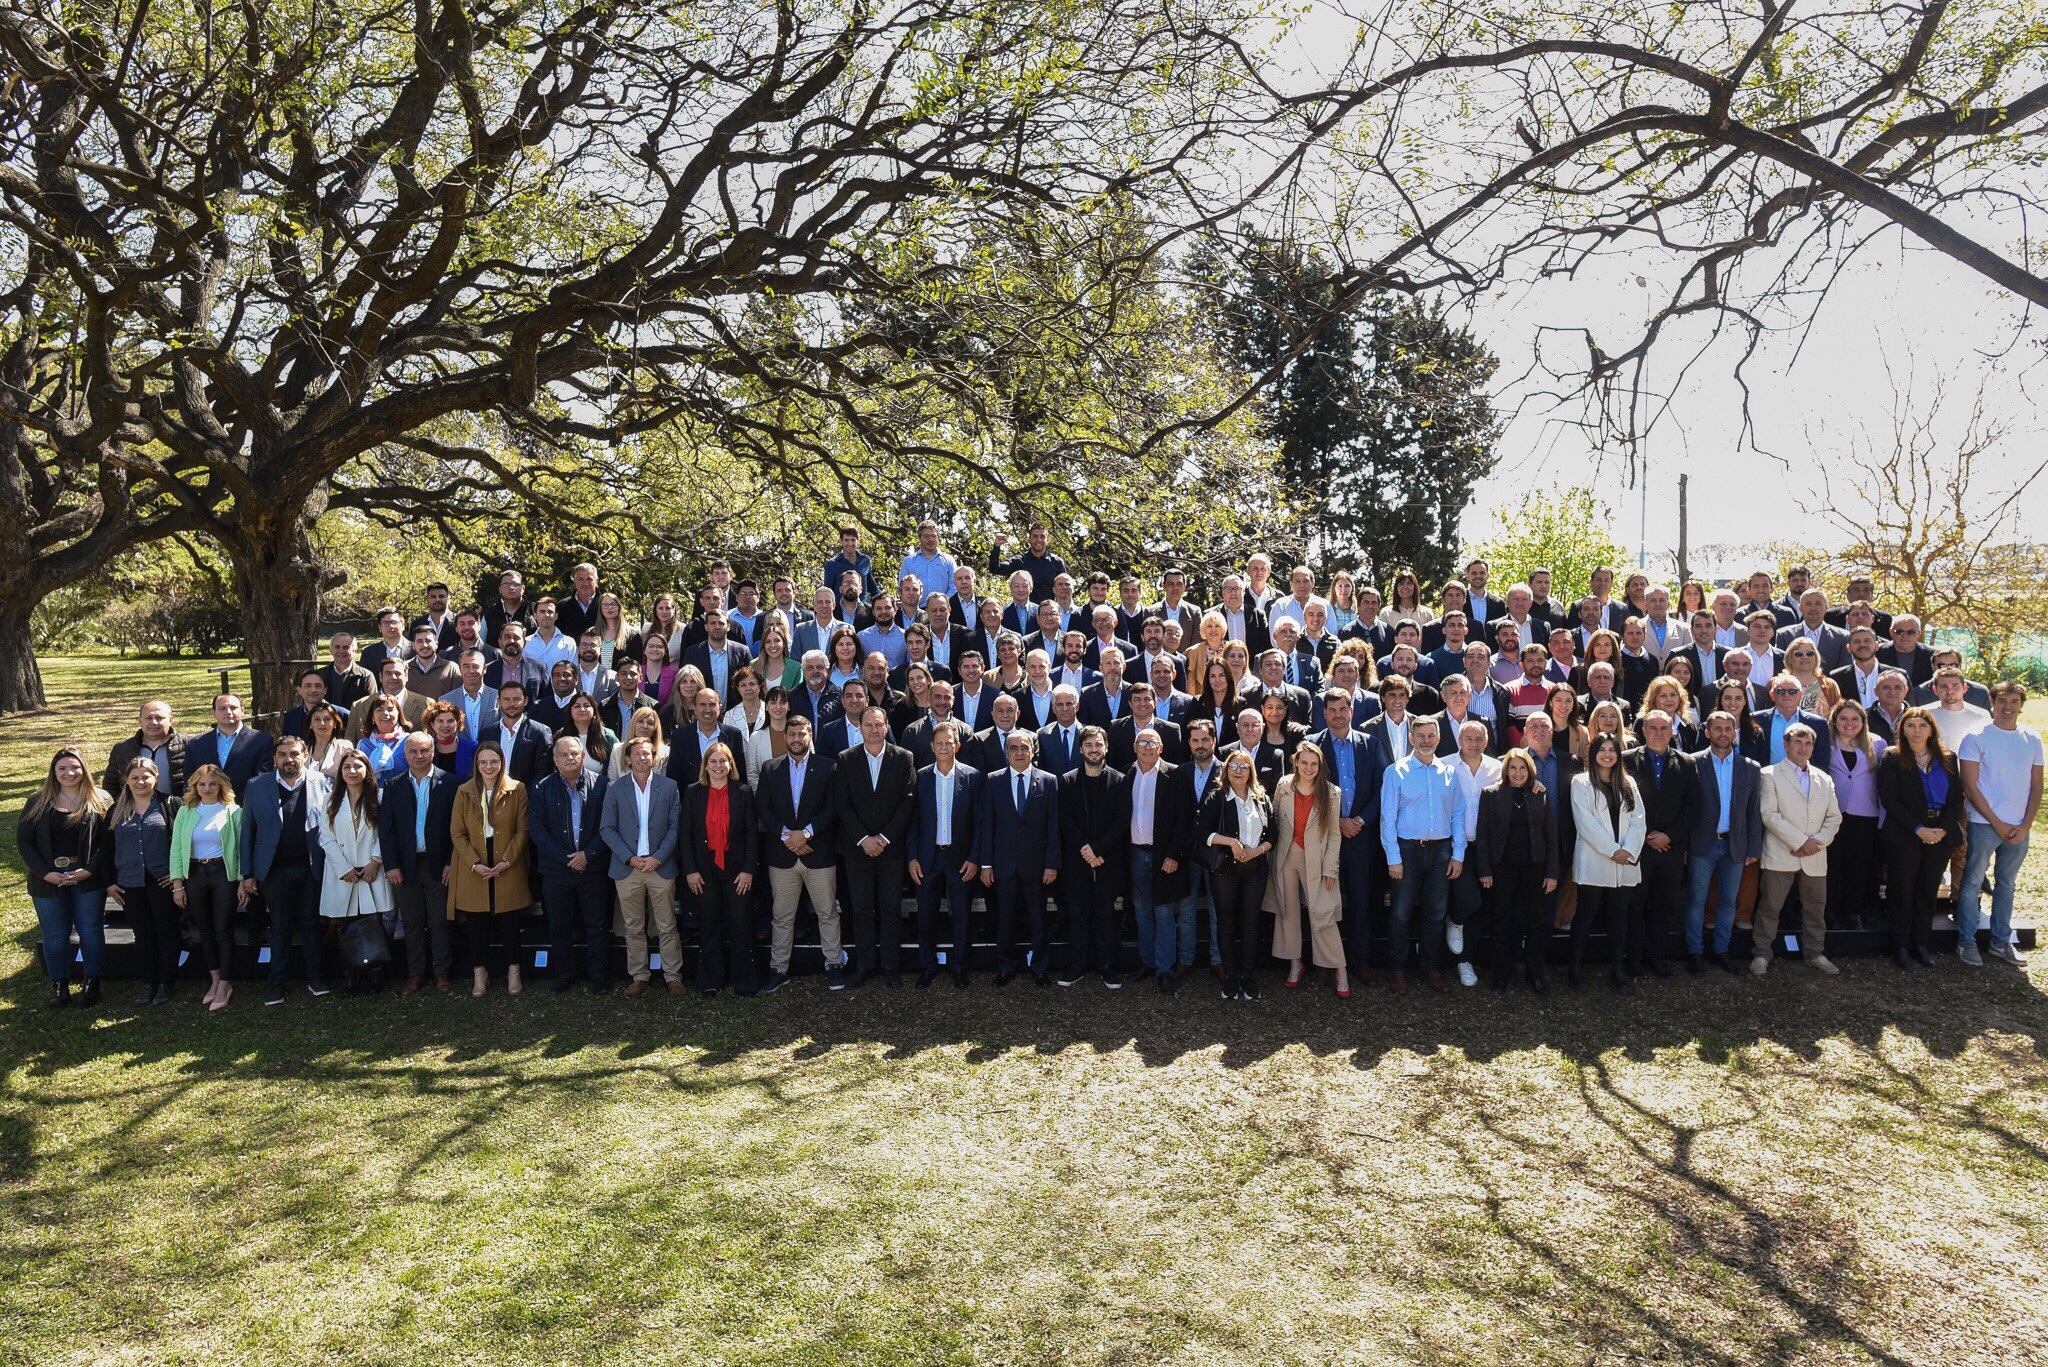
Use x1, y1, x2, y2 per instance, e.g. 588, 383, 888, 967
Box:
336, 879, 391, 968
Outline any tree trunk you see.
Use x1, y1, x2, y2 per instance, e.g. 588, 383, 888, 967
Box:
230, 513, 330, 723
0, 599, 46, 712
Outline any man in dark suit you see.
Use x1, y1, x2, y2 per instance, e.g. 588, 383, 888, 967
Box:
280, 668, 350, 741
478, 681, 554, 786
1670, 612, 1729, 693
1825, 577, 1891, 635
485, 624, 550, 697
786, 651, 841, 730
1079, 605, 1139, 673
1757, 675, 1833, 764
909, 720, 984, 988
1684, 709, 1764, 973
104, 699, 187, 800
1214, 576, 1271, 656
240, 737, 328, 1004
972, 694, 1025, 772
1055, 727, 1129, 987
1078, 654, 1133, 731
1312, 690, 1381, 979
1624, 713, 1700, 979
188, 693, 274, 792
378, 732, 459, 991
977, 729, 1061, 985
530, 734, 613, 992
1266, 624, 1325, 695
1243, 648, 1314, 727
951, 654, 997, 737
683, 607, 755, 708
1125, 726, 1197, 985
1462, 559, 1508, 630
1828, 626, 1903, 710
554, 563, 604, 642
529, 660, 585, 735
1218, 707, 1286, 795
1878, 615, 1936, 689
406, 582, 461, 654
1150, 568, 1203, 642
667, 688, 748, 787
316, 635, 376, 713
757, 716, 842, 991
1359, 678, 1421, 773
1036, 687, 1087, 776
899, 682, 960, 770
600, 659, 657, 738
358, 607, 412, 678
832, 707, 916, 987
1108, 684, 1185, 767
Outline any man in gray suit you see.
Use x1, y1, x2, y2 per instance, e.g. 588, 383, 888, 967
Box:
239, 736, 330, 1004
1774, 589, 1849, 672
1684, 710, 1766, 975
791, 587, 845, 661
447, 649, 499, 740
600, 736, 685, 996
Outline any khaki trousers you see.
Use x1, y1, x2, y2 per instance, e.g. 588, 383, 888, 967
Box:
1269, 857, 1345, 969
1755, 868, 1827, 957
768, 864, 843, 974
617, 868, 682, 982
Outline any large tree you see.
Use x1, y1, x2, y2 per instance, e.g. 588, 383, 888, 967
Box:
0, 0, 1275, 710
1200, 236, 1499, 585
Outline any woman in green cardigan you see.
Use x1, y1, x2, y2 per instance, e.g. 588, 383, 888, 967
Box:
170, 763, 244, 1012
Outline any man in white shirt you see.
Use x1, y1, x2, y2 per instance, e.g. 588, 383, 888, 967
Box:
1266, 565, 1330, 633
1956, 681, 2043, 967
1928, 667, 1992, 754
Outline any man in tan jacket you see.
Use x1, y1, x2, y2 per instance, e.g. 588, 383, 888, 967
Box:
1754, 724, 1843, 977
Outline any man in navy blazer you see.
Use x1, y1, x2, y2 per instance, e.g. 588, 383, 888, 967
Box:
1684, 710, 1765, 972
786, 651, 842, 729
682, 608, 756, 707
188, 693, 274, 792
757, 717, 842, 989
478, 681, 554, 786
378, 732, 460, 991
831, 707, 917, 986
1078, 656, 1132, 731
909, 720, 985, 988
1313, 690, 1383, 976
530, 735, 613, 992
1035, 688, 1087, 776
1669, 612, 1730, 693
239, 737, 329, 1002
977, 730, 1062, 985
1755, 674, 1834, 765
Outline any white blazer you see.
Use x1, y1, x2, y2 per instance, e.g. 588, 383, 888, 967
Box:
316, 797, 396, 920
1568, 772, 1648, 888
1758, 761, 1842, 874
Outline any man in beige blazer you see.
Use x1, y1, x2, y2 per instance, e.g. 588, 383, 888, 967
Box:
1754, 724, 1843, 976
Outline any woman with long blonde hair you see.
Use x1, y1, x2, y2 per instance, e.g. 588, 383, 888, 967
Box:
170, 763, 243, 1011
1266, 742, 1348, 997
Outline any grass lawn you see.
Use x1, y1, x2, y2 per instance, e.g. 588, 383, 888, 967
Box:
4, 654, 2048, 1363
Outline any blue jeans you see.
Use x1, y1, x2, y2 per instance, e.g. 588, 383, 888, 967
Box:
32, 886, 106, 982
1388, 838, 1450, 973
1957, 823, 2030, 947
1684, 836, 1742, 954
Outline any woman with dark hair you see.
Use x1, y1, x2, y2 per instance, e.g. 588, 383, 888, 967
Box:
826, 627, 863, 687
1196, 659, 1240, 740
1472, 748, 1559, 993
1567, 733, 1645, 993
639, 632, 678, 704
448, 741, 532, 996
317, 746, 393, 992
108, 757, 177, 1005
170, 763, 242, 1012
1824, 699, 1886, 931
1876, 706, 1964, 968
559, 691, 616, 769
420, 699, 477, 779
680, 742, 760, 997
1545, 683, 1589, 763
18, 747, 114, 1009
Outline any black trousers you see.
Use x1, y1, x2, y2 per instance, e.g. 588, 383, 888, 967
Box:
261, 861, 323, 987
1485, 861, 1548, 979
1628, 844, 1685, 968
1884, 837, 1950, 953
1827, 814, 1880, 927
1571, 884, 1631, 974
695, 867, 757, 992
1211, 856, 1268, 979
1060, 862, 1123, 978
123, 879, 182, 986
992, 870, 1052, 977
915, 843, 975, 973
843, 852, 904, 973
186, 858, 236, 976
541, 870, 612, 983
461, 912, 518, 973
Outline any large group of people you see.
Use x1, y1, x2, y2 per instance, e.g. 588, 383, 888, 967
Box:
20, 526, 2043, 1014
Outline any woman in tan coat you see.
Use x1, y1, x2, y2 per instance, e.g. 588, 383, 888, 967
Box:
448, 740, 532, 997
1265, 741, 1349, 997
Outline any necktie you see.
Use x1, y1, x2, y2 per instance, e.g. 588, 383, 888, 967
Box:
1015, 773, 1026, 812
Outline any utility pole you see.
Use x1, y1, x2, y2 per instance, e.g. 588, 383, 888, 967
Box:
1676, 473, 1690, 585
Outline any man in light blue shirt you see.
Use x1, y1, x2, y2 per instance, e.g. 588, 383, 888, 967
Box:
899, 521, 957, 604
1377, 716, 1466, 992
857, 593, 909, 670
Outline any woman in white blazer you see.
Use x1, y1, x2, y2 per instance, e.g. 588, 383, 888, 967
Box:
316, 747, 396, 925
1567, 733, 1646, 993
1264, 744, 1349, 998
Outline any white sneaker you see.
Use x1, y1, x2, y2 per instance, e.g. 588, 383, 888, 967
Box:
1457, 962, 1478, 988
1749, 956, 1770, 977
1958, 942, 1984, 967
1807, 955, 1839, 976
1446, 922, 1465, 956
1988, 941, 2027, 966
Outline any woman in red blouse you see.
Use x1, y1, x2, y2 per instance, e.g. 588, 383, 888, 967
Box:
680, 742, 760, 997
